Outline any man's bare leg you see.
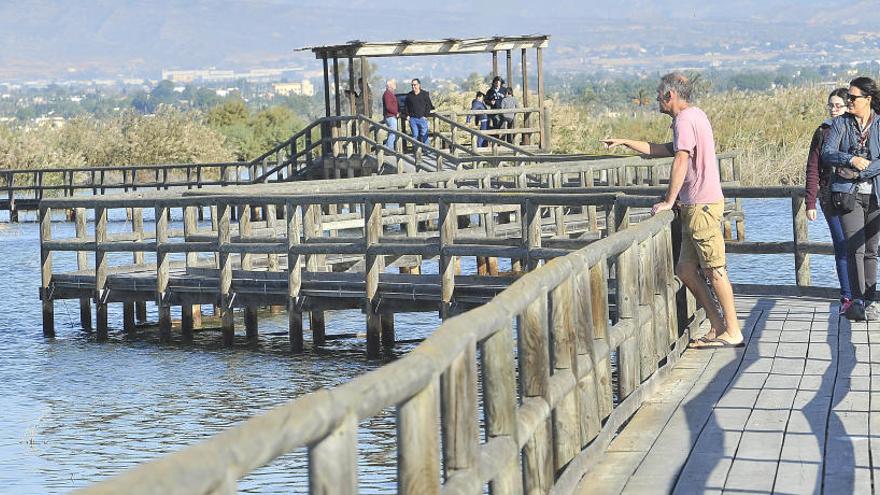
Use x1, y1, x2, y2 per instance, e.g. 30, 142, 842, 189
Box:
676, 260, 726, 339
704, 266, 741, 343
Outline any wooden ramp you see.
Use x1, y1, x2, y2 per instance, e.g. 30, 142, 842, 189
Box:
577, 294, 877, 494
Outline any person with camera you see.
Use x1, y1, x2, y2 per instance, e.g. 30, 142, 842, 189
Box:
822, 77, 880, 320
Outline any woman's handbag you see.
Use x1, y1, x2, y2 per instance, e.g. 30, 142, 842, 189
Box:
830, 176, 857, 213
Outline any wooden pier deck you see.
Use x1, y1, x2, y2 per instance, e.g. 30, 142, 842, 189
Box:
577, 294, 874, 494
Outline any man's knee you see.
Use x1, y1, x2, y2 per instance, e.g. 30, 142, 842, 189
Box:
675, 261, 701, 281
704, 265, 729, 283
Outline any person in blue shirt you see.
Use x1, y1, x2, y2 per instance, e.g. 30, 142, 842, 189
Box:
466, 91, 489, 147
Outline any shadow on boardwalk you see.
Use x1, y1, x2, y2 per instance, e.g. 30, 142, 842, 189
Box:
671, 297, 857, 493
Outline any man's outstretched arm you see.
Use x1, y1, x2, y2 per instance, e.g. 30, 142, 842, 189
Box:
601, 138, 674, 157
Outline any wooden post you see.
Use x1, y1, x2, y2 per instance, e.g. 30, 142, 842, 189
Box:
40, 206, 54, 337
287, 202, 304, 352
123, 303, 136, 333
322, 54, 331, 118
523, 199, 541, 271
792, 194, 810, 287
537, 47, 546, 150
573, 260, 601, 447
365, 200, 383, 358
492, 51, 498, 79
309, 414, 358, 494
156, 205, 171, 342
304, 204, 326, 346
347, 57, 356, 116
441, 342, 479, 482
397, 379, 441, 495
95, 206, 109, 340
550, 274, 581, 469
439, 199, 456, 318
218, 203, 235, 345
182, 205, 199, 339
480, 323, 522, 494
360, 55, 371, 119
133, 207, 147, 323
519, 292, 553, 493
616, 243, 641, 399
590, 258, 613, 419
505, 50, 513, 91
333, 57, 341, 118
381, 313, 395, 348
521, 48, 530, 146
239, 205, 259, 340
75, 207, 92, 330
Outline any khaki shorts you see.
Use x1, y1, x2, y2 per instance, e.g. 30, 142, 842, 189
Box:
679, 201, 727, 269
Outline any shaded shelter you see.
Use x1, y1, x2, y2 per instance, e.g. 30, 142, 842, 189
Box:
300, 35, 550, 148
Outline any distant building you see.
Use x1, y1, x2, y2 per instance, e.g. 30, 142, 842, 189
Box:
162, 69, 235, 84
272, 80, 314, 97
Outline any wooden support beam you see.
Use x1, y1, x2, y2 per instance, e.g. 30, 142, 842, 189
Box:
95, 206, 108, 340
441, 342, 479, 482
506, 49, 513, 89
398, 379, 440, 495
40, 206, 54, 337
156, 205, 171, 342
519, 291, 553, 493
311, 311, 326, 346
123, 303, 135, 333
287, 202, 304, 353
322, 55, 331, 118
132, 207, 147, 323
75, 207, 91, 330
480, 322, 522, 494
365, 200, 383, 358
309, 414, 358, 494
521, 48, 530, 145
218, 203, 234, 345
333, 57, 341, 118
439, 199, 456, 319
381, 313, 395, 348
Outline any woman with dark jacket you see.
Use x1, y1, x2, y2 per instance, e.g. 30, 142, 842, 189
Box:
822, 77, 880, 320
806, 87, 851, 314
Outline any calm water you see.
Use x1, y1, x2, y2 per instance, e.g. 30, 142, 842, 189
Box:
0, 198, 837, 493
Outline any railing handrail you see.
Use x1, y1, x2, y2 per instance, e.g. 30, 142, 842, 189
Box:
71, 195, 679, 494
432, 113, 535, 157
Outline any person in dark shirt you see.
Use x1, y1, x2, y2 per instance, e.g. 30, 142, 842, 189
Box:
382, 79, 399, 150
485, 76, 506, 129
466, 91, 489, 147
805, 87, 851, 314
405, 78, 434, 144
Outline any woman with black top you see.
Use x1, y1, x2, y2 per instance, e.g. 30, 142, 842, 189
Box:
822, 77, 880, 320
805, 88, 851, 314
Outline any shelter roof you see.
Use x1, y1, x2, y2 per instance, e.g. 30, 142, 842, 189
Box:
302, 35, 550, 59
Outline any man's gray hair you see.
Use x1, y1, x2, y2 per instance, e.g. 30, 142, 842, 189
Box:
658, 72, 693, 102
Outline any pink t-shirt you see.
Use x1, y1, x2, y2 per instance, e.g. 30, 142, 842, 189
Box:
672, 106, 723, 204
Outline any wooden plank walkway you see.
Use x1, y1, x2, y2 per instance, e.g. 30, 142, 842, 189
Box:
576, 294, 877, 494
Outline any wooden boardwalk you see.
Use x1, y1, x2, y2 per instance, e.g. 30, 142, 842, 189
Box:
577, 294, 876, 494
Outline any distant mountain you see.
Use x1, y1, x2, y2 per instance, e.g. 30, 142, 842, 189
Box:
1, 0, 878, 80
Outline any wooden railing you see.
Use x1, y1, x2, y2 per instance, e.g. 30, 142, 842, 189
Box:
71, 194, 693, 494
433, 106, 549, 151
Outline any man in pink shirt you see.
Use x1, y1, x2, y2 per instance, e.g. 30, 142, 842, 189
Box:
602, 72, 741, 349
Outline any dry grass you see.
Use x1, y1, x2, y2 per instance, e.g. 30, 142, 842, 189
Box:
549, 85, 828, 186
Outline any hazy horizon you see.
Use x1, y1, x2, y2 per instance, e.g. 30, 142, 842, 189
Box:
1, 0, 879, 81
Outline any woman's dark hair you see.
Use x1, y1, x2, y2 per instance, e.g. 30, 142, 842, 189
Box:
850, 77, 880, 113
828, 87, 848, 102
475, 91, 485, 98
